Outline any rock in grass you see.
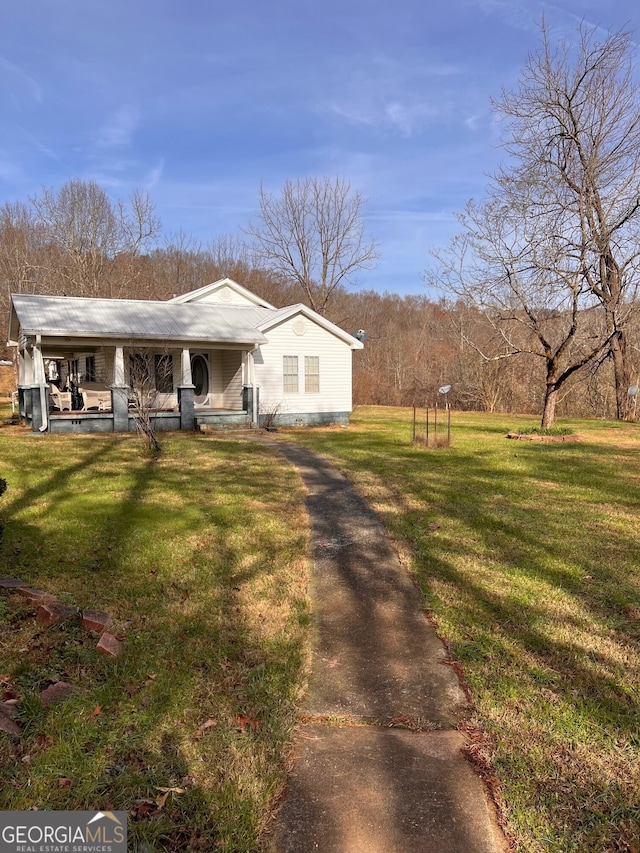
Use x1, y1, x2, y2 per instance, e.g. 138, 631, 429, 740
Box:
0, 703, 20, 737
39, 681, 79, 706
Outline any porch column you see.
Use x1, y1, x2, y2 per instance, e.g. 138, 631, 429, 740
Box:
111, 346, 129, 432
113, 346, 125, 386
181, 349, 192, 385
178, 349, 196, 431
20, 347, 32, 385
249, 349, 258, 426
31, 336, 48, 433
18, 347, 32, 423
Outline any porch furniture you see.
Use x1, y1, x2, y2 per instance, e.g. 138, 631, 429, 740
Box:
80, 383, 111, 411
49, 385, 72, 411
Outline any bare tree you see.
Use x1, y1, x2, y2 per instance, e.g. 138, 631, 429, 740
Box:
430, 195, 615, 428
492, 22, 640, 419
125, 350, 174, 455
30, 180, 160, 298
245, 176, 379, 315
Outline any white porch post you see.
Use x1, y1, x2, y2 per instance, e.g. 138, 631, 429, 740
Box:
33, 335, 48, 432
111, 346, 129, 432
22, 346, 33, 385
114, 346, 125, 386
181, 348, 192, 385
248, 349, 257, 425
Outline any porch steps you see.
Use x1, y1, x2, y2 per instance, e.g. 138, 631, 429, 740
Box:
196, 420, 259, 435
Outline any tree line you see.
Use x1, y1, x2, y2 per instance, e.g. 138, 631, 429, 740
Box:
3, 21, 640, 426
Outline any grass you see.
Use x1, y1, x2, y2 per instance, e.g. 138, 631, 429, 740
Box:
273, 406, 640, 853
0, 416, 311, 852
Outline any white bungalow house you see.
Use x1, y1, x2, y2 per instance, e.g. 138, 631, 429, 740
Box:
8, 278, 364, 434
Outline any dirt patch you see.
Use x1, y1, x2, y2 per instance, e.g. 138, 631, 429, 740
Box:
506, 432, 586, 442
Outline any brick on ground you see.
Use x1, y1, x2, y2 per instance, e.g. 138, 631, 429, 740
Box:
36, 603, 79, 627
0, 577, 28, 590
39, 681, 79, 706
81, 609, 112, 634
96, 632, 124, 657
0, 707, 20, 736
18, 587, 59, 606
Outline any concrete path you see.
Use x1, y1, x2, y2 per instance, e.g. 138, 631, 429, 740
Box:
261, 440, 506, 853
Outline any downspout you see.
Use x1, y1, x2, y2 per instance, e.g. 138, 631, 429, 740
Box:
35, 334, 48, 432
250, 346, 258, 426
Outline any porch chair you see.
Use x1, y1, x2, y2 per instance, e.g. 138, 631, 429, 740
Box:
49, 384, 72, 411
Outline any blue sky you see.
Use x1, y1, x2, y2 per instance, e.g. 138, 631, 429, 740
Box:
2, 0, 639, 296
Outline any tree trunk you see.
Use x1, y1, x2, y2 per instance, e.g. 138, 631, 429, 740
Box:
609, 331, 634, 420
541, 380, 558, 428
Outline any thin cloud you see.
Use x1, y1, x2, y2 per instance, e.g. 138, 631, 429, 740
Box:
145, 159, 165, 190
0, 54, 43, 102
96, 105, 140, 148
17, 126, 60, 161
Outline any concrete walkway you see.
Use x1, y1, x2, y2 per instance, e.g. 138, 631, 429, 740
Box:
261, 440, 506, 853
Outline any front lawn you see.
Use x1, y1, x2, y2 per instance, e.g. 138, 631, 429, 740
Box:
278, 406, 640, 853
0, 424, 310, 852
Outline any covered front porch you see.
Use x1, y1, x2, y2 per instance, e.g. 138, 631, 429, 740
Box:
16, 341, 259, 434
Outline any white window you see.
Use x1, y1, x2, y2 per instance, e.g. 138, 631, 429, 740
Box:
283, 356, 299, 393
304, 356, 320, 393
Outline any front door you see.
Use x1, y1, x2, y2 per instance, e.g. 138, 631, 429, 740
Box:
191, 354, 209, 406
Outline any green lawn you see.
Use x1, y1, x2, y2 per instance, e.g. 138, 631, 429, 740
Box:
2, 407, 639, 853
276, 406, 640, 853
0, 423, 311, 852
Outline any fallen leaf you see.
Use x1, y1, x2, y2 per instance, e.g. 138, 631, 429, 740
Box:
92, 705, 102, 716
236, 712, 260, 732
58, 778, 73, 788
155, 787, 184, 811
131, 799, 157, 820
194, 718, 217, 738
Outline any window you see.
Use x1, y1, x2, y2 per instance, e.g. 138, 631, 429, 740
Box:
304, 356, 320, 393
129, 353, 151, 387
155, 354, 174, 393
84, 355, 96, 383
283, 356, 299, 393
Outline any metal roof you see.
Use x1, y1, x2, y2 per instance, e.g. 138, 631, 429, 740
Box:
10, 294, 270, 345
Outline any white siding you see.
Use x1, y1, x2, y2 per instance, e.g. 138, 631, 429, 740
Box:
208, 350, 223, 406
255, 314, 353, 416
222, 351, 243, 409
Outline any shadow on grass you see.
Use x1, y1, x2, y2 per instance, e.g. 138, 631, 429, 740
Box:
0, 434, 310, 850
280, 414, 640, 852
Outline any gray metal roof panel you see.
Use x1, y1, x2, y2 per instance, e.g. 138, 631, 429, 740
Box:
11, 294, 271, 344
